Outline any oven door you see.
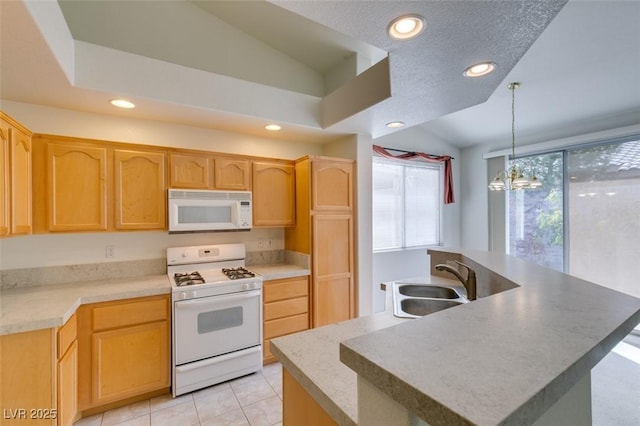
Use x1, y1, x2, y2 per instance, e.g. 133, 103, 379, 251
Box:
174, 289, 261, 365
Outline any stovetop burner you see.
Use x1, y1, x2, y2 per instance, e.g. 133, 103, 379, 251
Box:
222, 267, 256, 280
174, 272, 205, 287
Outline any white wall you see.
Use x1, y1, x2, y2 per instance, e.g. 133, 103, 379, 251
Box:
2, 101, 321, 160
370, 126, 461, 312
0, 101, 324, 269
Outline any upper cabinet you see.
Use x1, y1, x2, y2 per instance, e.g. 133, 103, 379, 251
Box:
0, 112, 32, 237
214, 157, 251, 190
252, 161, 295, 227
43, 142, 109, 232
169, 153, 213, 189
32, 135, 167, 233
114, 149, 166, 230
311, 159, 353, 212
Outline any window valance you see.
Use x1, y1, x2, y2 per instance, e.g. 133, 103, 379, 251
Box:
373, 145, 455, 204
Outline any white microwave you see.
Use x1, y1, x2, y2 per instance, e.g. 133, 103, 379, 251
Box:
168, 189, 252, 233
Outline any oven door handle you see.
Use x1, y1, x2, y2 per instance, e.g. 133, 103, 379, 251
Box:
175, 289, 261, 310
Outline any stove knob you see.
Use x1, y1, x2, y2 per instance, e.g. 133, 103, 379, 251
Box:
178, 292, 187, 300
182, 250, 188, 258
242, 284, 249, 291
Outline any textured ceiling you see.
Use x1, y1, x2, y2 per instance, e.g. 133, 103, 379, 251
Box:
1, 0, 638, 148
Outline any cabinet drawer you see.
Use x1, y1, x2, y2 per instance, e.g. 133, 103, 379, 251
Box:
264, 277, 308, 303
92, 297, 168, 331
58, 312, 77, 358
264, 313, 309, 340
264, 297, 308, 321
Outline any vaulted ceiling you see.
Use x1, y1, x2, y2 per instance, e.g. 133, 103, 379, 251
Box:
1, 1, 638, 148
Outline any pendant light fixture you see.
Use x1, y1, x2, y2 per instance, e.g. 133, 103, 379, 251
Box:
488, 82, 542, 191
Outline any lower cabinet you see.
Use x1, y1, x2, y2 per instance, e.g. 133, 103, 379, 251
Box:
263, 276, 310, 364
78, 295, 170, 413
282, 368, 337, 426
57, 313, 78, 426
0, 329, 56, 426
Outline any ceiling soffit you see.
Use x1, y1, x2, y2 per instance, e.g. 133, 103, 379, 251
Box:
8, 0, 568, 141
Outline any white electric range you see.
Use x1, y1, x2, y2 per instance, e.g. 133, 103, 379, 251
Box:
167, 243, 263, 397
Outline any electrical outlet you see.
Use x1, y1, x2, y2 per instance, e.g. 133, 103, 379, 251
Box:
106, 245, 115, 258
257, 239, 265, 249
267, 239, 273, 248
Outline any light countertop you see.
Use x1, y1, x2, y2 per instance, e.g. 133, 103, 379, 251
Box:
251, 264, 310, 281
340, 249, 640, 425
271, 249, 640, 425
270, 274, 459, 425
0, 274, 171, 336
0, 262, 307, 336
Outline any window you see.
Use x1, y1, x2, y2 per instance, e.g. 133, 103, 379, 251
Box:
505, 137, 640, 299
372, 156, 442, 250
507, 152, 564, 271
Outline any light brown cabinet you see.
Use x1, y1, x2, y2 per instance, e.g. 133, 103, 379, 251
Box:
0, 329, 56, 426
114, 149, 166, 230
57, 313, 78, 426
169, 152, 213, 189
285, 156, 355, 327
252, 161, 295, 227
283, 368, 337, 426
263, 276, 310, 364
32, 136, 167, 233
77, 295, 170, 412
41, 141, 109, 232
214, 157, 251, 190
0, 112, 32, 237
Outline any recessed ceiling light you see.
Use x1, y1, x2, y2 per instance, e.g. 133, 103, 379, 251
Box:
388, 14, 425, 40
463, 62, 496, 77
265, 124, 281, 131
110, 99, 135, 109
386, 121, 405, 128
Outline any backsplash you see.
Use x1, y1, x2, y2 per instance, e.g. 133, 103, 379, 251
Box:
0, 258, 166, 289
0, 249, 309, 289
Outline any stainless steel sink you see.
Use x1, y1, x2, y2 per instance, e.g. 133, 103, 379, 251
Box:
391, 282, 468, 318
397, 284, 461, 299
400, 298, 465, 316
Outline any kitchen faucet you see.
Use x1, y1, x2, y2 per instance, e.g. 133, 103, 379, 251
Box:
435, 261, 477, 301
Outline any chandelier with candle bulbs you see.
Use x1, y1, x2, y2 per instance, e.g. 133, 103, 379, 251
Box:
488, 82, 542, 191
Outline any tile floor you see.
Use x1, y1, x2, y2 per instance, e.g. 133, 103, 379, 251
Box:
74, 363, 283, 426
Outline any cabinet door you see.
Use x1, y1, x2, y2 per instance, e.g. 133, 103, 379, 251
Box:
114, 150, 166, 230
47, 143, 108, 231
312, 214, 354, 327
92, 321, 169, 405
10, 126, 32, 235
312, 160, 353, 211
169, 153, 212, 189
214, 157, 251, 190
252, 162, 295, 227
0, 121, 9, 236
58, 340, 78, 426
0, 329, 56, 426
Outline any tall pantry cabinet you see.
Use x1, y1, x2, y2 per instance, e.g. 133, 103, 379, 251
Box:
285, 156, 356, 327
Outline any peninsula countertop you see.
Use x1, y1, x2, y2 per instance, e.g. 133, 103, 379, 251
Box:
339, 249, 640, 425
270, 274, 460, 425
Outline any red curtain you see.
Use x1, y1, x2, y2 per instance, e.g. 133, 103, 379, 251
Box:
373, 145, 455, 204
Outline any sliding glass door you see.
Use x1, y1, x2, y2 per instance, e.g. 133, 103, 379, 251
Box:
507, 152, 564, 271
506, 137, 640, 298
567, 140, 640, 298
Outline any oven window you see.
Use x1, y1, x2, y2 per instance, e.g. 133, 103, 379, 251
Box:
197, 307, 243, 334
